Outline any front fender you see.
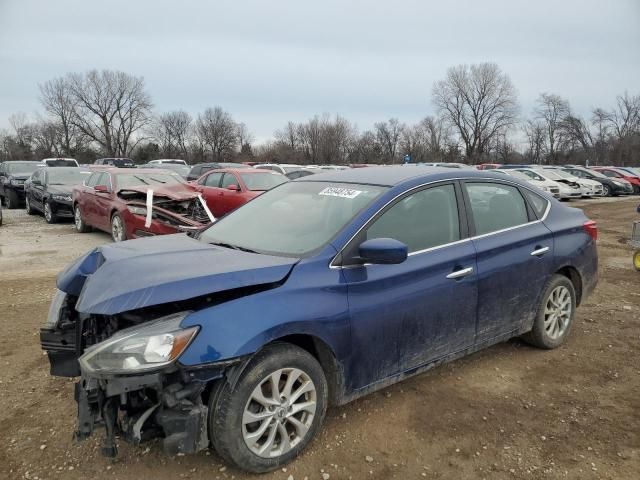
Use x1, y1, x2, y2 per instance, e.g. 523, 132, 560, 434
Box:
178, 257, 350, 368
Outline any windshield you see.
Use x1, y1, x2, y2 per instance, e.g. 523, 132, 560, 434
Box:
282, 166, 302, 173
6, 162, 40, 175
199, 181, 388, 256
550, 170, 576, 179
580, 168, 606, 179
240, 172, 288, 191
505, 170, 532, 181
540, 170, 564, 181
618, 167, 640, 177
150, 164, 190, 176
47, 169, 91, 185
115, 173, 186, 189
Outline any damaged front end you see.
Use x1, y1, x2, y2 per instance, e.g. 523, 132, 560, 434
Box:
119, 188, 213, 237
44, 306, 243, 457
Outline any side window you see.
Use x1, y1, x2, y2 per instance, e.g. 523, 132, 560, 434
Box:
366, 184, 460, 253
93, 173, 109, 189
85, 173, 98, 187
204, 172, 222, 187
221, 173, 238, 188
522, 189, 549, 219
465, 182, 529, 235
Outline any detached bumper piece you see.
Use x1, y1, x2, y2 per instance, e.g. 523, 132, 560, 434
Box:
75, 371, 209, 458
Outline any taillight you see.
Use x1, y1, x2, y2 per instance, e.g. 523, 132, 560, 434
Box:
583, 220, 598, 241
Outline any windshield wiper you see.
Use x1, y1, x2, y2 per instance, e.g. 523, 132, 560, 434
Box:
210, 242, 258, 254
133, 176, 150, 185
148, 177, 167, 184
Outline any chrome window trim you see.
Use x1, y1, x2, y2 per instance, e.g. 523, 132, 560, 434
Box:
329, 177, 551, 270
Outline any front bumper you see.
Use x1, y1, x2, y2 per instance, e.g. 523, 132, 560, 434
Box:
51, 199, 74, 218
73, 358, 243, 458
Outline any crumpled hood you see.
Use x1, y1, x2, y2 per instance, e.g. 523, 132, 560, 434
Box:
57, 234, 298, 315
118, 183, 199, 201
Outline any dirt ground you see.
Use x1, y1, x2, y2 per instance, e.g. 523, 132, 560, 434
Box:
0, 198, 639, 480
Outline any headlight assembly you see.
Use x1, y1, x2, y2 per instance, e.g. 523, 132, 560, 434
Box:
127, 205, 147, 216
79, 312, 198, 374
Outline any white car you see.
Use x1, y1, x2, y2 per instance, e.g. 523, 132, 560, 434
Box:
493, 169, 561, 198
253, 163, 303, 175
41, 158, 79, 167
516, 168, 582, 199
148, 159, 187, 166
540, 168, 604, 197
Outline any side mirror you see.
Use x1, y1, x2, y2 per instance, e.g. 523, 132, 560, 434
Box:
227, 184, 240, 191
94, 185, 109, 193
358, 238, 408, 265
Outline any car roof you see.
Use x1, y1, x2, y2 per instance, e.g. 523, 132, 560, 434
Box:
300, 166, 505, 187
208, 168, 280, 174
97, 167, 180, 175
38, 166, 89, 172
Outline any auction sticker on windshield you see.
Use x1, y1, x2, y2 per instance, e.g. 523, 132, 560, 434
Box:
318, 186, 364, 199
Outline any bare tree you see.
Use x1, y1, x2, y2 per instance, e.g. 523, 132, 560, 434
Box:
432, 63, 519, 163
374, 118, 404, 163
195, 107, 238, 161
274, 121, 300, 150
523, 119, 546, 164
66, 70, 153, 156
600, 91, 640, 139
153, 110, 192, 159
236, 122, 254, 149
534, 93, 570, 164
39, 77, 84, 156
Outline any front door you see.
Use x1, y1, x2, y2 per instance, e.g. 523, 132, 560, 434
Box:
341, 183, 478, 391
195, 172, 224, 217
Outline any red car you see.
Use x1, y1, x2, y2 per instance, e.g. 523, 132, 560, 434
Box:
591, 167, 640, 194
192, 168, 287, 217
73, 168, 213, 242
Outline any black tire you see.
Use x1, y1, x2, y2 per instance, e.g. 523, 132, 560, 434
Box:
44, 201, 58, 224
6, 190, 19, 209
602, 184, 611, 197
522, 274, 576, 349
209, 343, 328, 473
74, 204, 91, 233
110, 212, 126, 242
25, 195, 36, 215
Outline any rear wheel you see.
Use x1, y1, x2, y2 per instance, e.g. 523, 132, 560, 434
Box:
602, 184, 611, 197
74, 205, 90, 233
523, 274, 576, 349
209, 343, 328, 473
110, 212, 126, 242
44, 201, 58, 224
6, 190, 19, 209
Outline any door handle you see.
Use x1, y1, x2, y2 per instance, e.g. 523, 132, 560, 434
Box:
446, 267, 474, 280
530, 246, 550, 256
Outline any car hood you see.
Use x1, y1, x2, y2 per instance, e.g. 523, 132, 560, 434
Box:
47, 185, 74, 195
57, 234, 298, 315
117, 183, 198, 201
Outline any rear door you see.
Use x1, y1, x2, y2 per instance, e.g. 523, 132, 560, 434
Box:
93, 173, 114, 230
31, 170, 45, 209
342, 182, 478, 390
219, 173, 245, 214
462, 181, 554, 343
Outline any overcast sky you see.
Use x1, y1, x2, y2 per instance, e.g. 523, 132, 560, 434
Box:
0, 0, 638, 143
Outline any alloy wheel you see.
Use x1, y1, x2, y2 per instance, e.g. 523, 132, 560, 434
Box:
603, 185, 610, 196
242, 368, 317, 458
74, 207, 83, 230
543, 286, 572, 340
44, 202, 52, 222
111, 215, 124, 242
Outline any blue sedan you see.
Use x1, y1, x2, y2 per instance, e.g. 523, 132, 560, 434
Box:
41, 166, 598, 472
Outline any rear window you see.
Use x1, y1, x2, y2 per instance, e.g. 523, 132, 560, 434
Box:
466, 183, 529, 235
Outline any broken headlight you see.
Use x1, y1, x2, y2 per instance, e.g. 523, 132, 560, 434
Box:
79, 312, 198, 374
46, 289, 67, 327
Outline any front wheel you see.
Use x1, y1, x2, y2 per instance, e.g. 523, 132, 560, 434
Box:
25, 195, 36, 215
74, 205, 91, 233
209, 343, 328, 473
44, 201, 58, 224
110, 212, 126, 242
523, 274, 576, 349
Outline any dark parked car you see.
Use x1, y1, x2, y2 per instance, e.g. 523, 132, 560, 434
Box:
42, 157, 79, 167
25, 167, 91, 223
72, 168, 212, 241
94, 158, 136, 168
186, 162, 247, 181
0, 161, 42, 208
41, 167, 598, 472
562, 166, 632, 196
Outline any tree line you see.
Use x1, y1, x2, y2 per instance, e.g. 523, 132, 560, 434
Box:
1, 64, 639, 166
